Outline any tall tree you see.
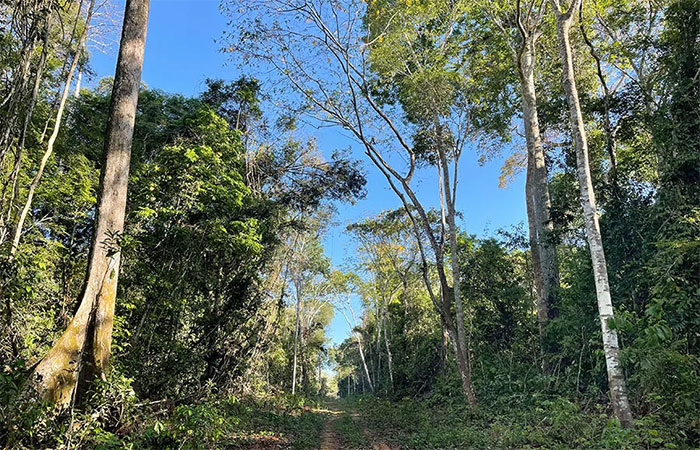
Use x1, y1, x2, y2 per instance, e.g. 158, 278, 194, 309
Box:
285, 224, 331, 395
226, 0, 515, 404
485, 0, 561, 360
31, 0, 150, 406
348, 216, 415, 392
549, 0, 634, 427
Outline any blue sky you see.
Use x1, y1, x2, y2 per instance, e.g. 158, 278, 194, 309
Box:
88, 0, 527, 346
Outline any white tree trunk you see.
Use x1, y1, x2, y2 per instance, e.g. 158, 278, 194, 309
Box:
339, 304, 374, 392
550, 0, 633, 428
383, 315, 394, 389
291, 279, 301, 395
375, 295, 382, 387
355, 330, 373, 393
74, 69, 83, 97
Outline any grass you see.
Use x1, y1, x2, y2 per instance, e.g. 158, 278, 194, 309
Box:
333, 411, 368, 449
7, 389, 693, 449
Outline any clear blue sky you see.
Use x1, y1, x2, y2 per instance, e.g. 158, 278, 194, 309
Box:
88, 0, 527, 346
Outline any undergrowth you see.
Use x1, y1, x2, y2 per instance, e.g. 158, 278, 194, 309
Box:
353, 393, 690, 449
1, 371, 325, 450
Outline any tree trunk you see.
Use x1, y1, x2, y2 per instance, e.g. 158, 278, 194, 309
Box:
355, 331, 373, 393
518, 34, 561, 368
436, 126, 477, 406
550, 0, 633, 428
446, 210, 474, 396
519, 36, 560, 322
526, 159, 546, 333
526, 157, 553, 374
383, 315, 394, 390
74, 70, 83, 97
291, 279, 301, 395
31, 0, 150, 406
375, 296, 382, 388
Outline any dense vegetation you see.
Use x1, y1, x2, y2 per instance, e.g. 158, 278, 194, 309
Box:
1, 0, 698, 448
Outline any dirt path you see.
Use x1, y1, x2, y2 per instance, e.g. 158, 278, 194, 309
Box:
317, 404, 343, 450
316, 401, 398, 450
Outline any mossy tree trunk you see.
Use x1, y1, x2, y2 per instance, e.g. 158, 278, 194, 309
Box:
31, 0, 150, 407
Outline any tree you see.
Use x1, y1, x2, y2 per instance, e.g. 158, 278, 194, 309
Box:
347, 213, 420, 392
484, 0, 561, 347
287, 227, 330, 394
226, 0, 514, 404
31, 0, 150, 406
549, 0, 633, 427
329, 270, 374, 393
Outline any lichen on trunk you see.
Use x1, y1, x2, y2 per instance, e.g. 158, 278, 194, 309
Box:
30, 0, 150, 407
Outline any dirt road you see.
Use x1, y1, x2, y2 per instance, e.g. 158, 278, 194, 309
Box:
316, 401, 398, 450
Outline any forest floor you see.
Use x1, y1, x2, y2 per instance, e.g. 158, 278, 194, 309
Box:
316, 400, 398, 450
4, 392, 691, 448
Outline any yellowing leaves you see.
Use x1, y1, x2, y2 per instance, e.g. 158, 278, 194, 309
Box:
184, 148, 199, 162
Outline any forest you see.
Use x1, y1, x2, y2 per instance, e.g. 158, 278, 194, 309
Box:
0, 0, 698, 448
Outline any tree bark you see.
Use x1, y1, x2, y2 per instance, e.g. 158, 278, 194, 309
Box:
549, 0, 633, 428
517, 30, 561, 361
520, 33, 560, 316
355, 330, 373, 393
31, 0, 150, 406
74, 70, 83, 97
526, 158, 546, 335
383, 315, 394, 390
375, 295, 382, 388
291, 278, 302, 395
436, 125, 477, 406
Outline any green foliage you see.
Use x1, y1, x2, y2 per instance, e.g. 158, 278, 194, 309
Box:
353, 394, 690, 449
2, 0, 698, 447
1, 72, 363, 445
4, 384, 326, 449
